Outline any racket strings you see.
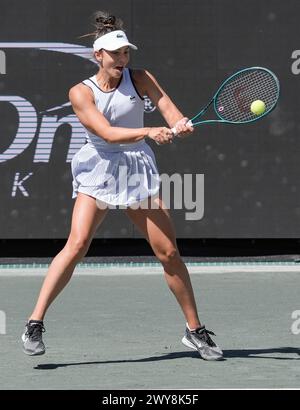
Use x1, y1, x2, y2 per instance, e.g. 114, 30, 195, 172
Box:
215, 69, 279, 123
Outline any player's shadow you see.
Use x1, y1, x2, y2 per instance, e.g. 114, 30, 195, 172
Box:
34, 347, 300, 370
224, 347, 300, 360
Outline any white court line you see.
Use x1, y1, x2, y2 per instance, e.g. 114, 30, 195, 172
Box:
0, 264, 300, 277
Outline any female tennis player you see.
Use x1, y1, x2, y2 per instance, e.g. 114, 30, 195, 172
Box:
22, 11, 223, 361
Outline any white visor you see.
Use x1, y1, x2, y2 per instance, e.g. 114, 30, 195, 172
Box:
93, 30, 138, 52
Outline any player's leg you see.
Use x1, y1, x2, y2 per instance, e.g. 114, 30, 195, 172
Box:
125, 196, 223, 360
29, 193, 108, 321
22, 193, 108, 355
125, 196, 201, 329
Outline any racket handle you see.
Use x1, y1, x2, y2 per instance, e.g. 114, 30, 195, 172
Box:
171, 119, 193, 136
156, 120, 193, 145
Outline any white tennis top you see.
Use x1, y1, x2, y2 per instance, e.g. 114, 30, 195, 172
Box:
82, 68, 145, 151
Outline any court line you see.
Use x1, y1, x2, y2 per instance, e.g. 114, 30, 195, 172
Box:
0, 263, 299, 276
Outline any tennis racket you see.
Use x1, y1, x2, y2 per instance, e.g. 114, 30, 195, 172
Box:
171, 66, 280, 135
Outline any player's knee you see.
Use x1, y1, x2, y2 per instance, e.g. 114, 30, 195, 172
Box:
66, 237, 90, 258
157, 247, 180, 266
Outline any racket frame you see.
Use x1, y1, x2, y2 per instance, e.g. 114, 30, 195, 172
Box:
189, 66, 280, 127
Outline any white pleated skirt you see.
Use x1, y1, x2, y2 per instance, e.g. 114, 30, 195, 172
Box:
71, 140, 161, 207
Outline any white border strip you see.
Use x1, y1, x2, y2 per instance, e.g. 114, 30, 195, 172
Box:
0, 264, 299, 277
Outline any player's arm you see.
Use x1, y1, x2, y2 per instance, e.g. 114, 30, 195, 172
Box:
132, 69, 193, 134
69, 84, 150, 144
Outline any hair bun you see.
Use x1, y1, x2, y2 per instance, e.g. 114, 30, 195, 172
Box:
92, 11, 124, 38
78, 11, 123, 40
103, 15, 116, 26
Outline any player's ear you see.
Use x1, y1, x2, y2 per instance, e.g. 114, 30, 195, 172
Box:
94, 50, 103, 64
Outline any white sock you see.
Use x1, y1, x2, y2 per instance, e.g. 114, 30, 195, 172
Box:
186, 323, 196, 332
187, 323, 204, 331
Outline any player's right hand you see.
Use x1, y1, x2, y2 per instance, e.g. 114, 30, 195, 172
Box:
147, 127, 174, 144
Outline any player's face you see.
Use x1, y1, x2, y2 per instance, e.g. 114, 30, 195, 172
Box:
96, 47, 130, 78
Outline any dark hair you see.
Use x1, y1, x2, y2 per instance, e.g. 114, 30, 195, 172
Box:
79, 11, 124, 39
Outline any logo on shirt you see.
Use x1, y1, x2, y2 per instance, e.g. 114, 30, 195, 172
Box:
143, 96, 156, 113
116, 34, 124, 38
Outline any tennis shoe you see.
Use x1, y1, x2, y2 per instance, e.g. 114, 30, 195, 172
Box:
22, 320, 46, 356
182, 325, 223, 361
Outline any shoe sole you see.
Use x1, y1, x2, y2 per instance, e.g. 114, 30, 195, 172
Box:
182, 336, 223, 361
22, 348, 45, 356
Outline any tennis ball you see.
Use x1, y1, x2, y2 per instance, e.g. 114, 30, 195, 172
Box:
250, 100, 266, 115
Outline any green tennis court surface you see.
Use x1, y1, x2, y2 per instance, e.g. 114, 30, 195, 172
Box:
0, 262, 300, 389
